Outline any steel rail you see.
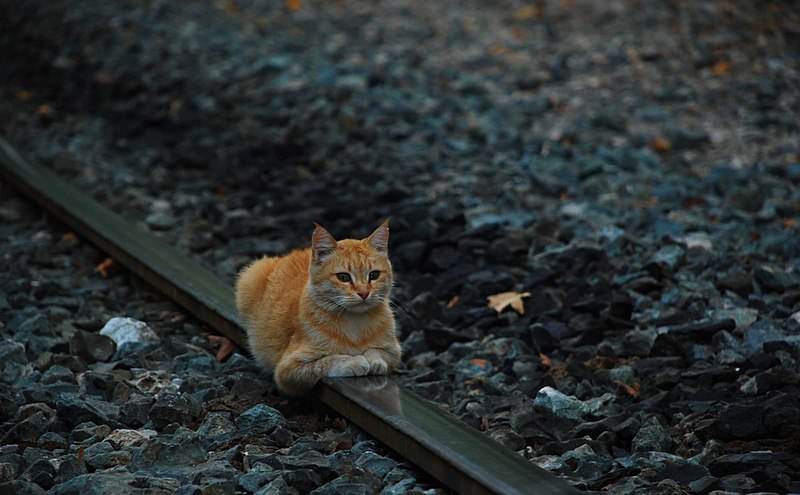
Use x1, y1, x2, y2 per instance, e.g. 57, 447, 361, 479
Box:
0, 136, 578, 495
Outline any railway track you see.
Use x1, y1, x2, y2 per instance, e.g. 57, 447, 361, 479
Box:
0, 136, 578, 495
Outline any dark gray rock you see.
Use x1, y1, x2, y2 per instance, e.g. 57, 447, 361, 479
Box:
0, 462, 14, 482
48, 470, 147, 495
653, 462, 710, 485
68, 330, 116, 364
687, 475, 719, 493
130, 435, 208, 470
22, 458, 55, 490
69, 423, 111, 444
234, 404, 287, 433
533, 386, 588, 421
36, 431, 68, 451
40, 365, 75, 385
0, 480, 47, 495
238, 465, 279, 493
2, 410, 53, 444
119, 394, 154, 428
55, 394, 120, 428
632, 416, 672, 453
706, 404, 764, 440
254, 476, 298, 495
754, 265, 800, 293
309, 472, 382, 495
53, 456, 88, 484
354, 451, 398, 480
148, 392, 202, 430
197, 412, 236, 437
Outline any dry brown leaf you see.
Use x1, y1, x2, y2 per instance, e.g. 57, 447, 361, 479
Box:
94, 257, 116, 278
514, 6, 543, 20
207, 334, 236, 362
487, 291, 530, 315
652, 138, 671, 153
470, 358, 489, 369
480, 416, 490, 431
711, 60, 731, 76
446, 295, 459, 309
61, 231, 78, 242
286, 0, 302, 11
539, 352, 553, 368
614, 380, 641, 398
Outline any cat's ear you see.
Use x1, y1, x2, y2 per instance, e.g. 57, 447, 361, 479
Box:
367, 219, 389, 253
312, 223, 337, 263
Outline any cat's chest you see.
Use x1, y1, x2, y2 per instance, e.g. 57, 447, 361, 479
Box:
306, 313, 379, 351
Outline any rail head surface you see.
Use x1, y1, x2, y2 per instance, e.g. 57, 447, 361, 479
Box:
0, 136, 579, 495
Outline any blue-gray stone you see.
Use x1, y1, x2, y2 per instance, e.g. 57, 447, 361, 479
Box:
379, 477, 416, 495
533, 386, 588, 421
234, 404, 287, 433
309, 472, 382, 495
743, 320, 785, 355
254, 476, 298, 495
148, 393, 202, 430
354, 451, 398, 480
632, 416, 672, 453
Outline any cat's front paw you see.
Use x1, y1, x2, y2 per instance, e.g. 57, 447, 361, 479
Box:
327, 355, 370, 377
366, 356, 388, 375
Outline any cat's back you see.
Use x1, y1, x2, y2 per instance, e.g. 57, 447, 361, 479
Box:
235, 248, 310, 323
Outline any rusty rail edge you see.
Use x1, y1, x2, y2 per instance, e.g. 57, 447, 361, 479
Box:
0, 136, 578, 495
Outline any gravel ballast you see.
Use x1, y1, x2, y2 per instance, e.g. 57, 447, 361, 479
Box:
1, 1, 799, 493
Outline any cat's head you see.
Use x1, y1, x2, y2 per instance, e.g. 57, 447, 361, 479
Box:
308, 221, 393, 314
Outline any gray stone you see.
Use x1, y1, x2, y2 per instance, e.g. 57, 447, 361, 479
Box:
0, 462, 14, 482
106, 428, 157, 450
2, 411, 53, 444
130, 436, 208, 470
40, 365, 75, 385
532, 386, 588, 421
197, 412, 237, 438
148, 392, 202, 430
254, 476, 298, 495
119, 394, 154, 428
99, 317, 160, 348
743, 320, 786, 355
68, 330, 116, 363
56, 394, 120, 428
48, 469, 142, 495
53, 455, 87, 484
354, 451, 398, 480
72, 438, 129, 470
69, 423, 111, 444
22, 457, 55, 489
380, 477, 417, 495
0, 480, 47, 495
309, 472, 382, 495
632, 416, 672, 453
234, 404, 287, 433
37, 431, 68, 451
238, 465, 279, 493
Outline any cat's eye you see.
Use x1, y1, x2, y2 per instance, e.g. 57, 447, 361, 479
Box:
336, 273, 352, 283
368, 270, 380, 281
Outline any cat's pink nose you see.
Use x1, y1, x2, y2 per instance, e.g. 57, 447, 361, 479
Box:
357, 291, 370, 300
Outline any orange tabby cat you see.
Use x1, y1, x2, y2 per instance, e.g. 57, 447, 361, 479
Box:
235, 221, 401, 395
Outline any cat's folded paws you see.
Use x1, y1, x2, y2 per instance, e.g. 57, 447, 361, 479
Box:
366, 356, 388, 375
327, 355, 370, 377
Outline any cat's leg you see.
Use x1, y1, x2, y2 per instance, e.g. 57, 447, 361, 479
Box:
363, 345, 401, 375
274, 351, 370, 395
